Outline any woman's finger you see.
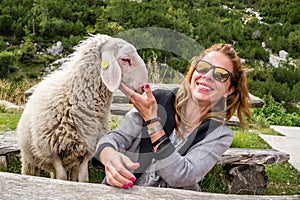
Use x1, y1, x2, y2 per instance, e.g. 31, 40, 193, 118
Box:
102, 148, 139, 189
105, 163, 138, 189
143, 83, 157, 104
105, 166, 130, 188
119, 82, 135, 100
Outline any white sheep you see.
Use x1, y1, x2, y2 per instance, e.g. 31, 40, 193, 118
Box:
17, 34, 148, 182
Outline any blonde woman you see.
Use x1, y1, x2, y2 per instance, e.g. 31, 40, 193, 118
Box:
92, 43, 251, 191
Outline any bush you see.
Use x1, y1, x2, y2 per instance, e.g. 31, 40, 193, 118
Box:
0, 51, 15, 78
252, 95, 300, 127
0, 36, 7, 51
19, 40, 37, 64
247, 65, 300, 104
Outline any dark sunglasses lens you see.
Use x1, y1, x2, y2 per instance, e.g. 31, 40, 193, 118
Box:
195, 61, 211, 74
214, 67, 230, 82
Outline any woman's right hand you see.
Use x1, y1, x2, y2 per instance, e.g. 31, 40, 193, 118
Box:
119, 82, 158, 121
99, 147, 140, 189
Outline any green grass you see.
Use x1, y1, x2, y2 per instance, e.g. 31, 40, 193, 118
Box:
0, 111, 299, 195
231, 129, 275, 149
0, 111, 22, 132
266, 163, 300, 195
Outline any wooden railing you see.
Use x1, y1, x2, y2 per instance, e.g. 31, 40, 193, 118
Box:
25, 83, 264, 126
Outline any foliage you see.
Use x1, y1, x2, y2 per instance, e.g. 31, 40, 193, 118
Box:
247, 64, 300, 105
252, 95, 300, 127
0, 51, 16, 78
0, 79, 38, 105
0, 0, 299, 76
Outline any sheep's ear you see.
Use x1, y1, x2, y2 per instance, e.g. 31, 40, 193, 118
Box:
100, 51, 122, 92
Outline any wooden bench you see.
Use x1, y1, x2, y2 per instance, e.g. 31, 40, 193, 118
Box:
0, 131, 289, 195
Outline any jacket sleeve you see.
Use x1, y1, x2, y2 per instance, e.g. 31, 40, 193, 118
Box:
92, 108, 144, 169
153, 125, 233, 188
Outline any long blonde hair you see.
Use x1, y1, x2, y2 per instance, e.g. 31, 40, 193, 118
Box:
174, 44, 251, 137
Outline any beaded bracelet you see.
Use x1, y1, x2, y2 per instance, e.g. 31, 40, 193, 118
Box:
143, 117, 161, 126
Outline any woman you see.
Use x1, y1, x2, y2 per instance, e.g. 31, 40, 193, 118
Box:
92, 43, 251, 191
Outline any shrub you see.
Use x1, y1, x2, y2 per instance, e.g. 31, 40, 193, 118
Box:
0, 36, 7, 51
247, 64, 300, 105
0, 51, 15, 78
252, 95, 300, 127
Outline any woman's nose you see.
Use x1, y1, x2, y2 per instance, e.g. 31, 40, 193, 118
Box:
202, 68, 214, 80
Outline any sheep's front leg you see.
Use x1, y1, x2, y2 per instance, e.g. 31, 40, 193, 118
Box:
70, 164, 80, 181
52, 154, 67, 180
21, 160, 39, 176
20, 152, 40, 176
78, 155, 90, 182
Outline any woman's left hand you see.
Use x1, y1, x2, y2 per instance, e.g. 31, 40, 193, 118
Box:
119, 83, 158, 121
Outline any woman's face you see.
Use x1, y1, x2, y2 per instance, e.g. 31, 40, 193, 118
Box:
190, 51, 234, 106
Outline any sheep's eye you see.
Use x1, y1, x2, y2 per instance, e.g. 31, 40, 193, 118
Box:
121, 58, 131, 66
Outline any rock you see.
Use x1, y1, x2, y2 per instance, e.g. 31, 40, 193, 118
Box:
269, 54, 282, 67
279, 50, 288, 60
47, 41, 63, 55
224, 164, 268, 195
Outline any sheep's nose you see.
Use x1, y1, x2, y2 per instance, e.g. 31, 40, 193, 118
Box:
135, 86, 144, 95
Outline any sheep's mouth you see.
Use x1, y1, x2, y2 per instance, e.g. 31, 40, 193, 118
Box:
135, 86, 144, 95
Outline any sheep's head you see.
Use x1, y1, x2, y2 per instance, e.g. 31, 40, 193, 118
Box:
100, 37, 148, 94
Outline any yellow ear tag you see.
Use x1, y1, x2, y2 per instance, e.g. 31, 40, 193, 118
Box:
101, 60, 109, 68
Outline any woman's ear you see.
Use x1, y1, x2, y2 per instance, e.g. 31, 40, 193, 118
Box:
100, 50, 122, 92
224, 87, 235, 98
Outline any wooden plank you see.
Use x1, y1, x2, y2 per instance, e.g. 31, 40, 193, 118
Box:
248, 93, 264, 108
110, 103, 134, 116
110, 103, 240, 126
0, 172, 298, 200
218, 148, 290, 165
0, 132, 289, 166
25, 83, 264, 108
112, 83, 264, 108
0, 131, 19, 156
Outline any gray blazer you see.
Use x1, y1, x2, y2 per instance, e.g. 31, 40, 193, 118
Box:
93, 89, 233, 191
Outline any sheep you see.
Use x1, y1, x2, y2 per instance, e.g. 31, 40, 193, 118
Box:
17, 34, 148, 182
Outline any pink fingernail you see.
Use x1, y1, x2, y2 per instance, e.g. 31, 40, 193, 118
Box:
145, 83, 150, 89
130, 177, 136, 182
128, 182, 134, 187
122, 184, 128, 189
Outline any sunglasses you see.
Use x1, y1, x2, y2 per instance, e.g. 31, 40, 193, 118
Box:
194, 60, 232, 82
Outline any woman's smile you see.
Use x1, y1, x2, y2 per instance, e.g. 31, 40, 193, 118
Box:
196, 81, 214, 93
